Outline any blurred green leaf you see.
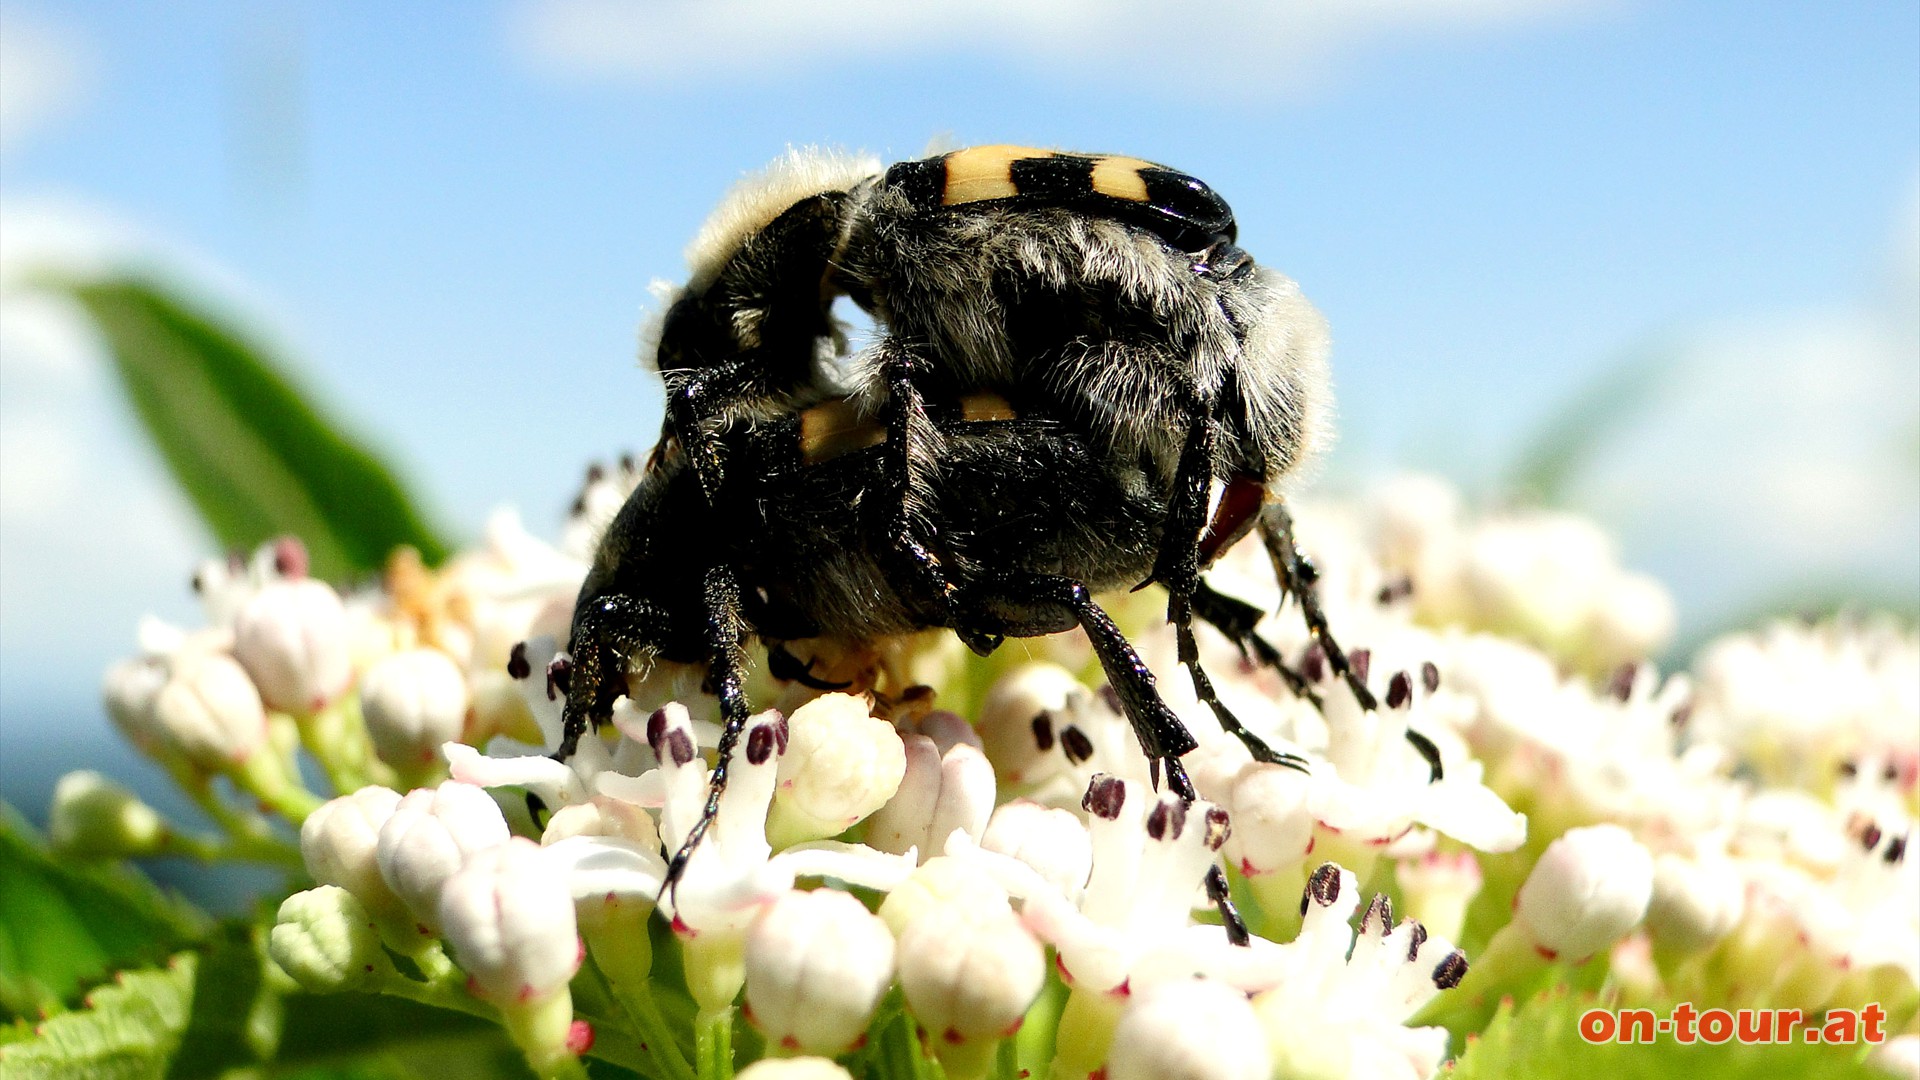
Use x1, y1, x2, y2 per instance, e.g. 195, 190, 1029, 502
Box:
1448, 988, 1871, 1080
58, 275, 451, 581
0, 958, 193, 1079
1504, 341, 1677, 506
0, 808, 207, 1021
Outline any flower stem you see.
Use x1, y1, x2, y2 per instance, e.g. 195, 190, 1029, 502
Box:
695, 1007, 734, 1080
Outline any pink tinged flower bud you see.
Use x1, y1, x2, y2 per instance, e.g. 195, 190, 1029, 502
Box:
102, 656, 170, 755
377, 781, 512, 933
232, 578, 352, 715
359, 648, 471, 769
744, 888, 896, 1056
868, 737, 995, 859
976, 663, 1084, 786
1513, 824, 1653, 962
1107, 977, 1271, 1080
152, 653, 269, 767
1393, 849, 1483, 943
1645, 853, 1745, 955
541, 795, 660, 850
897, 907, 1044, 1047
49, 771, 167, 857
981, 800, 1093, 898
736, 1060, 855, 1080
302, 786, 407, 920
769, 693, 906, 846
879, 856, 1014, 937
437, 838, 581, 1003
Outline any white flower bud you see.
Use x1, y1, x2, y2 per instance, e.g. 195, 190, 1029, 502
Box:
269, 886, 393, 993
744, 888, 896, 1056
976, 664, 1082, 786
232, 578, 352, 715
1108, 977, 1271, 1080
1585, 570, 1676, 669
437, 838, 581, 1002
897, 906, 1043, 1046
879, 856, 1013, 937
1867, 1034, 1920, 1080
377, 781, 511, 931
49, 771, 166, 857
1514, 824, 1654, 961
152, 652, 269, 767
1645, 853, 1745, 955
736, 1060, 855, 1080
541, 795, 660, 850
980, 800, 1092, 897
1220, 762, 1314, 877
359, 648, 470, 770
768, 693, 905, 846
1393, 848, 1483, 943
101, 656, 170, 755
302, 787, 408, 920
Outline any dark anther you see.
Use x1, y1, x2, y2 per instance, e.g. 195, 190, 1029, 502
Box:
1860, 822, 1884, 852
1386, 671, 1412, 709
746, 723, 777, 765
1031, 711, 1056, 751
1884, 762, 1900, 783
1300, 643, 1327, 683
1096, 685, 1124, 715
1083, 775, 1127, 820
273, 537, 308, 579
774, 714, 790, 753
664, 728, 698, 768
1375, 575, 1413, 605
1363, 893, 1393, 935
619, 452, 637, 473
570, 494, 587, 516
1607, 662, 1638, 703
507, 642, 532, 680
1061, 725, 1095, 765
1146, 799, 1186, 842
1432, 950, 1469, 990
1349, 649, 1371, 685
545, 655, 572, 701
1204, 806, 1232, 850
1670, 702, 1694, 729
1839, 758, 1859, 778
646, 707, 671, 753
1408, 922, 1429, 961
1303, 862, 1342, 914
1421, 661, 1440, 694
190, 570, 205, 594
1886, 834, 1909, 865
586, 462, 606, 484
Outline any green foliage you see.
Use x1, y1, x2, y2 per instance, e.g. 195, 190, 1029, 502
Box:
0, 809, 207, 1021
1449, 988, 1875, 1080
57, 275, 451, 582
0, 957, 195, 1079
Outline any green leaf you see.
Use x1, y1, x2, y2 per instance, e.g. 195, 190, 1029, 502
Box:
56, 274, 451, 580
0, 958, 195, 1080
0, 808, 207, 1021
1448, 988, 1873, 1080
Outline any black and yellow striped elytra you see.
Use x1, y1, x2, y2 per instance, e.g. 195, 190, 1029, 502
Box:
882, 144, 1237, 253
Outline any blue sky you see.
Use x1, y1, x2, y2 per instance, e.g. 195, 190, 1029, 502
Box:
2, 0, 1916, 816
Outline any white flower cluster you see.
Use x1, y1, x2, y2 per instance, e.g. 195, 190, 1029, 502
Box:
60, 468, 1920, 1080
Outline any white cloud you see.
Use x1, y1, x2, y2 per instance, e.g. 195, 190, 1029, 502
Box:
1567, 185, 1920, 630
0, 10, 93, 151
507, 0, 1602, 90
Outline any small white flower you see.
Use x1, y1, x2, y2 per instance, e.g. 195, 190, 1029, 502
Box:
736, 1059, 854, 1080
975, 663, 1085, 789
1252, 864, 1464, 1080
437, 837, 581, 1003
1108, 977, 1270, 1080
302, 786, 411, 927
768, 693, 906, 847
1218, 760, 1314, 879
232, 578, 353, 715
1867, 1034, 1920, 1080
101, 655, 171, 756
152, 652, 269, 768
1645, 852, 1746, 955
743, 887, 896, 1055
1392, 848, 1483, 943
376, 781, 512, 933
360, 648, 471, 771
866, 736, 995, 860
1513, 824, 1654, 962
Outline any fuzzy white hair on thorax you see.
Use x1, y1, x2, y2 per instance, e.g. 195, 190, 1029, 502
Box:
682, 146, 881, 291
